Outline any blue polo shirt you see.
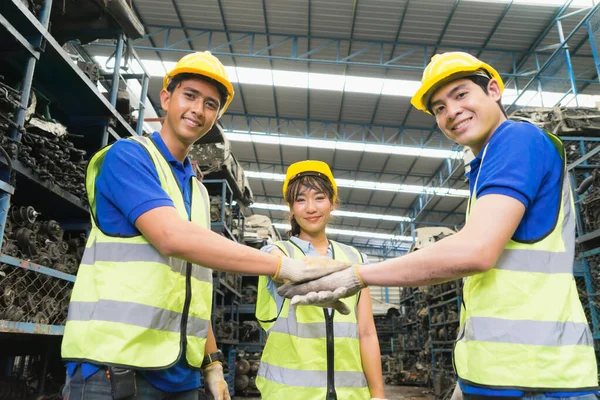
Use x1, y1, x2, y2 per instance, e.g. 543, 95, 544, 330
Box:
66, 131, 200, 392
460, 120, 596, 396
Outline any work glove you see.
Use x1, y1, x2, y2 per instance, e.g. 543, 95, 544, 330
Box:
203, 362, 231, 400
277, 265, 367, 315
274, 256, 350, 283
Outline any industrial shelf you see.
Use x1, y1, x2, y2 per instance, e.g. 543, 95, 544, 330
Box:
1, 254, 76, 283
1, 159, 89, 220
0, 0, 137, 140
0, 320, 64, 335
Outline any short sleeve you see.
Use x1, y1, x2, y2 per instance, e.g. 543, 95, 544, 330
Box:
475, 123, 551, 209
96, 139, 175, 227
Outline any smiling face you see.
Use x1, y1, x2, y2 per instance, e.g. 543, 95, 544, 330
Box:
287, 175, 336, 237
159, 76, 221, 148
429, 77, 506, 155
291, 187, 333, 235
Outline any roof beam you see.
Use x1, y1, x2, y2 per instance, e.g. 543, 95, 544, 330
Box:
126, 25, 593, 72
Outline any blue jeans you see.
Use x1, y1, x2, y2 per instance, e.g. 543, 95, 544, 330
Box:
464, 394, 598, 400
62, 366, 202, 400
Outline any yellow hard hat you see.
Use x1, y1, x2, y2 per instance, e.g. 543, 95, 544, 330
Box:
163, 51, 235, 118
283, 160, 337, 204
410, 52, 504, 114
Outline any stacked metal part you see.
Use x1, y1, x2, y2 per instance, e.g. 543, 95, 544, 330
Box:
0, 80, 88, 202
0, 205, 85, 326
234, 350, 261, 396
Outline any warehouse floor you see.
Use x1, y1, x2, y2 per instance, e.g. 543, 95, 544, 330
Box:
233, 385, 434, 399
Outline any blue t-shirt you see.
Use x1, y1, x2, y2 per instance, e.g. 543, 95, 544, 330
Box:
67, 131, 200, 392
461, 120, 595, 397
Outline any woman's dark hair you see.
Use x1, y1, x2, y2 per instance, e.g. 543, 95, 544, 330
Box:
166, 73, 228, 109
286, 174, 339, 238
465, 75, 508, 118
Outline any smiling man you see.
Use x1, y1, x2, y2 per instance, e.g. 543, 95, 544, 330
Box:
278, 52, 599, 398
60, 52, 351, 400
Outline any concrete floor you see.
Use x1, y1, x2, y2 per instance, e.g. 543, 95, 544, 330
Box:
233, 384, 434, 399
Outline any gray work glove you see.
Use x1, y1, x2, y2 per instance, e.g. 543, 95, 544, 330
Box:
274, 256, 350, 283
277, 266, 367, 315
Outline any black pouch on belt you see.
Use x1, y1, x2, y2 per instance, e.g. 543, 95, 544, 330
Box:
108, 367, 136, 400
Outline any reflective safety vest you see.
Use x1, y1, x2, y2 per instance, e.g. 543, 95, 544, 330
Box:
454, 131, 598, 390
255, 240, 371, 400
61, 135, 213, 369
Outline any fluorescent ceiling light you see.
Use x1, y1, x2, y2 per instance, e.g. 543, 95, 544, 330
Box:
226, 131, 461, 160
245, 171, 470, 197
94, 56, 600, 109
465, 0, 594, 7
251, 202, 412, 222
272, 223, 413, 242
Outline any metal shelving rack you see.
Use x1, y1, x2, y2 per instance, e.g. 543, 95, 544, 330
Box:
0, 0, 145, 338
428, 281, 462, 399
564, 136, 600, 363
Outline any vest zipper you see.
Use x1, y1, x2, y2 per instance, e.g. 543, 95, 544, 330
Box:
180, 178, 194, 361
324, 309, 337, 400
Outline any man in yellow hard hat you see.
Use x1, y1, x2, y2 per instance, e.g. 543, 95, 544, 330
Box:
60, 51, 349, 400
278, 52, 599, 398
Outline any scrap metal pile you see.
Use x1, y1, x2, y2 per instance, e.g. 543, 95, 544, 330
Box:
0, 80, 88, 202
0, 205, 85, 326
189, 123, 254, 207
242, 214, 281, 249
510, 106, 600, 136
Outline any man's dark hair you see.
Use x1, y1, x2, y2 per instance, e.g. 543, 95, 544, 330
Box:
465, 74, 508, 118
166, 73, 229, 109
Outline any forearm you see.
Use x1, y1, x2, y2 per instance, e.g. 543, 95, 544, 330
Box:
166, 219, 280, 276
359, 231, 487, 287
205, 324, 218, 354
360, 333, 385, 398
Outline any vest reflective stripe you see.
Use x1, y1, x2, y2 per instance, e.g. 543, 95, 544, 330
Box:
463, 316, 593, 346
80, 240, 212, 282
257, 239, 370, 399
270, 309, 360, 339
455, 131, 598, 390
258, 362, 368, 388
67, 300, 210, 339
62, 135, 213, 370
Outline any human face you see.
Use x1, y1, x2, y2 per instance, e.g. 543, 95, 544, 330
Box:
429, 78, 505, 155
159, 78, 221, 147
291, 187, 333, 235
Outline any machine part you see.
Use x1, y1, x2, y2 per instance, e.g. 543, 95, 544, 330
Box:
236, 359, 250, 375
39, 220, 63, 241
10, 206, 39, 226
235, 374, 250, 391
76, 61, 101, 84
14, 227, 37, 256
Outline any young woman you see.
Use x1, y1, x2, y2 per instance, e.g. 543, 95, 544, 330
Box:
254, 160, 386, 400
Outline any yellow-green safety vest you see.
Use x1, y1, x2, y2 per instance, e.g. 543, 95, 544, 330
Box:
61, 135, 214, 369
255, 239, 371, 400
454, 131, 598, 390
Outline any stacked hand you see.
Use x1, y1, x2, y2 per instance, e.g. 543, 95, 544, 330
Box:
277, 263, 366, 315
274, 255, 351, 283
203, 362, 231, 400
